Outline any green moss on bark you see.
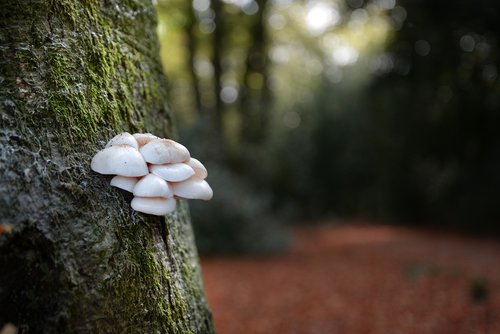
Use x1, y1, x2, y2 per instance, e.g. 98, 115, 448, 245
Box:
45, 0, 171, 143
0, 0, 213, 333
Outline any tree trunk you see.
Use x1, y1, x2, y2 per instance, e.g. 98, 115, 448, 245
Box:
240, 0, 270, 144
0, 0, 214, 333
185, 3, 203, 117
210, 0, 225, 151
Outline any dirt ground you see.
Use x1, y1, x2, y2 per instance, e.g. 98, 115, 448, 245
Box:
201, 223, 500, 334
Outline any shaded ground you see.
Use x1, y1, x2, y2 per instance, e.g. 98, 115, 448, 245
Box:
201, 223, 500, 334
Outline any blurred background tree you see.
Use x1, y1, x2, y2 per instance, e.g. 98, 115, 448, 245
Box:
156, 0, 500, 253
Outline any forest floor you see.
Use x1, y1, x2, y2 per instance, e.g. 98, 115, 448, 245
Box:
201, 223, 500, 334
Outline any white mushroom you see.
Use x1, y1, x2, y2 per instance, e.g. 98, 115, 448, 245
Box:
105, 132, 139, 150
139, 139, 190, 164
91, 145, 148, 177
150, 163, 195, 182
110, 175, 139, 192
133, 133, 158, 147
133, 173, 173, 198
91, 132, 213, 214
186, 158, 208, 179
131, 197, 177, 215
172, 178, 213, 201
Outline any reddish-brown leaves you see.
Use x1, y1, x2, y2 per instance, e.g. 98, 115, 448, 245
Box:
202, 224, 500, 334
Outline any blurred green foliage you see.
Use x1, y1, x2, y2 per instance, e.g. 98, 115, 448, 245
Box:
309, 0, 500, 229
157, 0, 500, 253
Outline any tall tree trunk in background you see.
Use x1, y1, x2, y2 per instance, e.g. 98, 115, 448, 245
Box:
240, 0, 270, 144
211, 0, 225, 151
186, 3, 203, 117
0, 1, 214, 333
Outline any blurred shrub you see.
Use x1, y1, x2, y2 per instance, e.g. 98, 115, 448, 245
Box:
180, 124, 291, 254
190, 163, 290, 254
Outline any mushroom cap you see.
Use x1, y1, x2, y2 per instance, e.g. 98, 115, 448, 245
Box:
133, 173, 173, 198
172, 179, 213, 201
105, 132, 139, 150
131, 197, 177, 216
186, 158, 208, 179
110, 175, 139, 192
133, 133, 158, 147
150, 163, 195, 182
91, 145, 148, 177
139, 139, 190, 164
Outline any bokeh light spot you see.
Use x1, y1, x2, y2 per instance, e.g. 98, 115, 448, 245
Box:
283, 111, 301, 129
460, 34, 475, 52
332, 46, 359, 66
220, 86, 239, 103
192, 0, 210, 12
305, 2, 340, 35
415, 40, 431, 56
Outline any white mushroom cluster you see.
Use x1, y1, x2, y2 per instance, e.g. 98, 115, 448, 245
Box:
91, 132, 213, 216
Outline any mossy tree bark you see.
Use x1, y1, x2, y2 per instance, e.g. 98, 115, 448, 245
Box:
0, 0, 214, 333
